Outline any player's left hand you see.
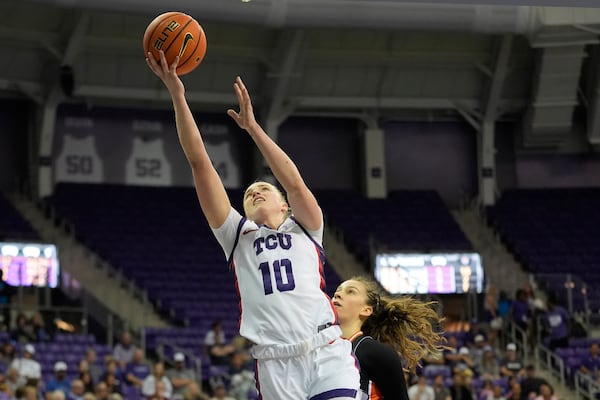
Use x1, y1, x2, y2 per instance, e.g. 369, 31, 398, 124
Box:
227, 76, 258, 132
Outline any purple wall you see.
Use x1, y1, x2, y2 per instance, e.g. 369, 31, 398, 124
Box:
383, 121, 478, 205
278, 117, 361, 191
2, 102, 599, 201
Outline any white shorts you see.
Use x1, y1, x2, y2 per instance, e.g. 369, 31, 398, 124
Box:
252, 326, 360, 400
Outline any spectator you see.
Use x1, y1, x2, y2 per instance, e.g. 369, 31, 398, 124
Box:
443, 336, 462, 369
580, 342, 600, 378
48, 391, 66, 400
100, 359, 123, 395
208, 382, 234, 400
166, 353, 195, 400
146, 380, 169, 400
66, 379, 85, 400
487, 385, 506, 400
432, 374, 451, 400
183, 382, 209, 400
104, 372, 122, 395
227, 351, 255, 400
20, 385, 39, 400
519, 365, 548, 400
113, 332, 136, 369
9, 344, 41, 386
6, 367, 22, 396
45, 361, 72, 398
84, 348, 103, 384
79, 371, 95, 393
470, 335, 487, 367
484, 285, 500, 345
511, 290, 530, 334
543, 297, 569, 351
478, 379, 493, 400
95, 382, 110, 400
477, 346, 500, 380
499, 343, 525, 379
533, 383, 557, 400
10, 314, 35, 344
124, 349, 150, 388
408, 375, 435, 400
505, 381, 522, 400
449, 372, 473, 400
204, 321, 234, 366
142, 362, 172, 399
454, 347, 475, 376
31, 313, 49, 342
0, 343, 16, 368
0, 379, 10, 400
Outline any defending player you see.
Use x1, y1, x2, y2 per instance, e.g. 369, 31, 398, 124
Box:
334, 276, 445, 399
146, 51, 360, 400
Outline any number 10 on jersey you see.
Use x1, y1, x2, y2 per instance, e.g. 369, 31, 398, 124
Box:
258, 259, 296, 295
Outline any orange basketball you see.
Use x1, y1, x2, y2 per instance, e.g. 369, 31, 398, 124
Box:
143, 11, 207, 76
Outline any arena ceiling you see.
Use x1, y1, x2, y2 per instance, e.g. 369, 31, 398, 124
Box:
2, 0, 600, 150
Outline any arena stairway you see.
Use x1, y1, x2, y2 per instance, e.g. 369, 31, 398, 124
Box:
451, 206, 531, 299
5, 192, 171, 333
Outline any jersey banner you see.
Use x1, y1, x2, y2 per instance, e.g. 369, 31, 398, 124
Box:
52, 105, 242, 188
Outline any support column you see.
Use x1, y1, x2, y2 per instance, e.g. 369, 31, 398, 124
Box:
36, 12, 89, 198
363, 127, 386, 199
37, 95, 59, 198
479, 35, 512, 206
479, 121, 496, 207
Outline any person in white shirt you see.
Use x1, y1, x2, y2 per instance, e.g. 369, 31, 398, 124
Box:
10, 344, 41, 385
407, 375, 435, 400
142, 361, 173, 399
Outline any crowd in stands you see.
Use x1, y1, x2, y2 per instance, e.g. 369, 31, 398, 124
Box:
401, 276, 585, 400
0, 314, 257, 400
405, 334, 558, 400
1, 279, 590, 400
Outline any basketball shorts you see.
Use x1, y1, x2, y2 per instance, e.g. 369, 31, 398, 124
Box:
251, 325, 360, 400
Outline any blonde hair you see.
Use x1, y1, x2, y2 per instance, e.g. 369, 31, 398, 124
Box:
351, 276, 446, 370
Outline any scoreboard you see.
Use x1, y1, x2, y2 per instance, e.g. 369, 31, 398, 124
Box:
0, 242, 59, 288
374, 252, 484, 295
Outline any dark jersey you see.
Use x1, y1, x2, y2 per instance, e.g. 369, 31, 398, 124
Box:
352, 334, 409, 400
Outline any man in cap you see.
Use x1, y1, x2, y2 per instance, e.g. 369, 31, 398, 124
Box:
166, 352, 196, 400
9, 344, 41, 386
45, 361, 72, 396
500, 343, 525, 378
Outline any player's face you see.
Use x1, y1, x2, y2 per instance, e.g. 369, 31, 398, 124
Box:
243, 182, 287, 222
333, 280, 373, 324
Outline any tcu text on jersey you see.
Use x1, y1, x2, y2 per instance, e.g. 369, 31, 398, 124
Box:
253, 233, 292, 255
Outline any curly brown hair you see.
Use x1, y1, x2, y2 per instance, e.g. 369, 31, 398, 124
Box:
351, 276, 446, 370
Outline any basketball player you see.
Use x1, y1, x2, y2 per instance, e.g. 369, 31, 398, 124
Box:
146, 51, 360, 400
333, 277, 445, 400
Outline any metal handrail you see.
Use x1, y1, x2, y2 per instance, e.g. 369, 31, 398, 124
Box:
535, 344, 565, 387
575, 370, 600, 400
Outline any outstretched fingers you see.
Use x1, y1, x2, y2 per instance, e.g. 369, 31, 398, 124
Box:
146, 51, 179, 76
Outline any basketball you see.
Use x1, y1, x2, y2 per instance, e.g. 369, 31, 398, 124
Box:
143, 11, 207, 76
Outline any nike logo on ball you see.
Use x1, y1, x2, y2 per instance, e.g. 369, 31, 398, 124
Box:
179, 33, 194, 56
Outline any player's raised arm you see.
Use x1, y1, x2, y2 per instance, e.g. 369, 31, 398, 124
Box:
146, 51, 231, 228
227, 76, 321, 231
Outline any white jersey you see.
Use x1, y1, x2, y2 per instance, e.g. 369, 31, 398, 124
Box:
212, 208, 337, 346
